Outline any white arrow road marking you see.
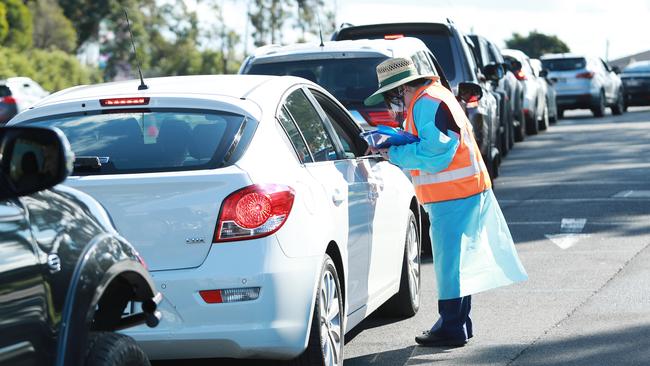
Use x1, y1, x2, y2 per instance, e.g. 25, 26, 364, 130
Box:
545, 234, 591, 249
546, 218, 588, 249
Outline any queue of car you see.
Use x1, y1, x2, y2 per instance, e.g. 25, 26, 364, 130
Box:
0, 18, 632, 366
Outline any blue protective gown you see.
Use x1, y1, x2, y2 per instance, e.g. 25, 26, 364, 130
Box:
388, 96, 528, 300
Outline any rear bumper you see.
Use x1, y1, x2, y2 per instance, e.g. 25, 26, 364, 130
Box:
555, 93, 597, 109
624, 90, 650, 106
123, 236, 322, 360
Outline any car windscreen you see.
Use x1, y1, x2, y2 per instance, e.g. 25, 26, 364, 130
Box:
0, 85, 11, 97
541, 58, 586, 71
247, 57, 384, 106
22, 109, 249, 175
623, 62, 650, 73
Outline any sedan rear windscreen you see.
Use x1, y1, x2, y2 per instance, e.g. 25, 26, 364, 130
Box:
0, 85, 11, 97
248, 57, 384, 106
23, 109, 249, 174
623, 62, 650, 73
541, 58, 586, 71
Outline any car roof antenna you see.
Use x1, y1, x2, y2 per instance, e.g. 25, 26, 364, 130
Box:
124, 9, 148, 90
317, 11, 324, 47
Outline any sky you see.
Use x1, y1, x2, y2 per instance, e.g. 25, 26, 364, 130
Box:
201, 0, 650, 61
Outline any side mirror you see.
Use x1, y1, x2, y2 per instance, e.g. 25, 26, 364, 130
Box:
0, 127, 73, 200
458, 82, 483, 103
484, 63, 504, 81
612, 66, 621, 74
539, 69, 549, 78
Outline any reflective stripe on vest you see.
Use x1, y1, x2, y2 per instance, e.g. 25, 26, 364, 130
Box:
404, 81, 491, 203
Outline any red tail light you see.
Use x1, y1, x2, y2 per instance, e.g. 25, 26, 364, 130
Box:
0, 96, 17, 104
515, 70, 527, 80
576, 71, 595, 79
384, 34, 404, 40
465, 95, 480, 109
214, 184, 295, 242
359, 109, 400, 127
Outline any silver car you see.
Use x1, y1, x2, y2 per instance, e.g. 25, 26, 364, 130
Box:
540, 53, 625, 118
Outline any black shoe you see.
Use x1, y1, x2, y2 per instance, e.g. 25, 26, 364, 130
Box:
414, 330, 468, 347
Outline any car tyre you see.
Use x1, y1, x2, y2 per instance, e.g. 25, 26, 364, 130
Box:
611, 89, 625, 115
538, 104, 549, 131
557, 108, 564, 119
289, 254, 343, 366
85, 332, 150, 366
381, 210, 421, 318
525, 111, 538, 135
592, 90, 606, 117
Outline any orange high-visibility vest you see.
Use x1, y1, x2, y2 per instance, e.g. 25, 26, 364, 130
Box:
404, 81, 491, 203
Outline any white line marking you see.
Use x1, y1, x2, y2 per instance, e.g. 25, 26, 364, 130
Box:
561, 218, 587, 233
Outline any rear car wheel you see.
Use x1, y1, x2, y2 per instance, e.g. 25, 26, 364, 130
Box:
289, 255, 343, 366
525, 110, 538, 135
592, 91, 606, 117
382, 211, 420, 317
611, 89, 625, 115
85, 332, 150, 366
538, 105, 549, 131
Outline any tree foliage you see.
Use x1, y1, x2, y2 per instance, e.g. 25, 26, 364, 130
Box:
505, 31, 570, 59
30, 0, 77, 53
0, 4, 8, 44
58, 0, 111, 48
1, 0, 33, 49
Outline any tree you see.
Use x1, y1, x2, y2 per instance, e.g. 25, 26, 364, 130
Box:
295, 0, 335, 43
249, 0, 291, 47
58, 0, 111, 49
505, 31, 570, 59
1, 0, 33, 49
0, 4, 8, 44
30, 0, 77, 53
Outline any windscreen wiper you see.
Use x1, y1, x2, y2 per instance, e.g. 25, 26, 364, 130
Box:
74, 156, 110, 172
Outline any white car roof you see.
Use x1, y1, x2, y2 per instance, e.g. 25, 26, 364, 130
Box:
501, 49, 532, 60
540, 53, 587, 60
10, 74, 313, 124
250, 37, 430, 61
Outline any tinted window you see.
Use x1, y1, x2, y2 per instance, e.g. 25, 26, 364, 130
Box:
277, 107, 313, 163
541, 58, 587, 71
23, 110, 247, 174
248, 57, 384, 106
0, 85, 11, 97
623, 62, 650, 73
284, 89, 337, 162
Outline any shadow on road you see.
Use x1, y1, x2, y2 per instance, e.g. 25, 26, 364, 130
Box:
344, 345, 419, 366
454, 324, 650, 365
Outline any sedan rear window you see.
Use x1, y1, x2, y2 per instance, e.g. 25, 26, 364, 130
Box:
23, 109, 248, 174
541, 58, 586, 71
623, 62, 650, 73
247, 57, 384, 107
0, 85, 11, 97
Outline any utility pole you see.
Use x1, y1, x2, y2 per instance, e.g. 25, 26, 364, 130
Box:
605, 39, 610, 62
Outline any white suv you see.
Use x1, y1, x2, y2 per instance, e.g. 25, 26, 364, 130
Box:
541, 53, 625, 118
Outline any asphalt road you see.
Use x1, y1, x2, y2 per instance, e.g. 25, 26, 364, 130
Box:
154, 107, 650, 366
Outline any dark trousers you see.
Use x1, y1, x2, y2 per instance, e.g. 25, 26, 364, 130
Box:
431, 295, 473, 339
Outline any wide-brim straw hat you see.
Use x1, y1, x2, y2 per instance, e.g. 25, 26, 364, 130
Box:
364, 57, 439, 106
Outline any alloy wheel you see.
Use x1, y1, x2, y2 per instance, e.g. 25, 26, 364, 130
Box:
406, 218, 420, 307
319, 269, 342, 366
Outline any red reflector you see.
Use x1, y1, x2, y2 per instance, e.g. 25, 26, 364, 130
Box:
100, 97, 150, 106
384, 34, 404, 40
0, 96, 17, 104
359, 109, 400, 127
199, 290, 223, 304
576, 71, 595, 79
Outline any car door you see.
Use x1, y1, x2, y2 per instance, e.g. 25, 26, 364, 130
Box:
599, 59, 616, 101
0, 199, 48, 366
280, 87, 373, 314
308, 89, 405, 301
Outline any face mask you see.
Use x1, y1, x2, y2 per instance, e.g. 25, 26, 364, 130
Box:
389, 100, 406, 123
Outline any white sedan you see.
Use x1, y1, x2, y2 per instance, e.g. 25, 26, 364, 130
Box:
10, 75, 422, 365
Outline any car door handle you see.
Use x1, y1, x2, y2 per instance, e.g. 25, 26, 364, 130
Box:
332, 189, 345, 206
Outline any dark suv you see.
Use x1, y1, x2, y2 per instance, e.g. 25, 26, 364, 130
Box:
0, 127, 161, 366
469, 34, 522, 157
333, 21, 501, 179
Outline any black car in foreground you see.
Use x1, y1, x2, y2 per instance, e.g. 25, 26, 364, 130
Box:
621, 61, 650, 107
0, 126, 161, 366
